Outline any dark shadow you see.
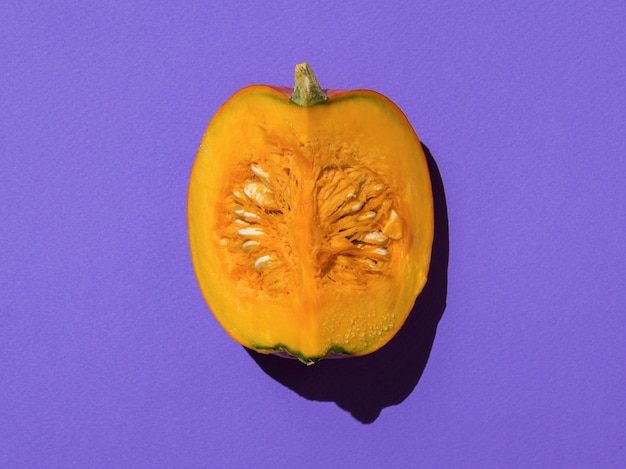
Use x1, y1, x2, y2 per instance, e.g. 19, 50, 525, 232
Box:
247, 143, 449, 423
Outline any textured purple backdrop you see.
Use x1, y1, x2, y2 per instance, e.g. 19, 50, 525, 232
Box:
2, 1, 625, 467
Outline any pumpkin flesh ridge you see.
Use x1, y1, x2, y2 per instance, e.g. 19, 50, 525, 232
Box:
188, 85, 433, 362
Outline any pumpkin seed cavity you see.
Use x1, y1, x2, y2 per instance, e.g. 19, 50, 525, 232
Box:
221, 153, 403, 293
314, 165, 402, 287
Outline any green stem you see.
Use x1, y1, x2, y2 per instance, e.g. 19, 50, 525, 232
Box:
290, 62, 328, 107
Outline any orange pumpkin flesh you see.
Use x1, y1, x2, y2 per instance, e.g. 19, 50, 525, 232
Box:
188, 63, 434, 364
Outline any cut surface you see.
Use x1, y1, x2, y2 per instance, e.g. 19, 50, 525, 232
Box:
188, 86, 434, 361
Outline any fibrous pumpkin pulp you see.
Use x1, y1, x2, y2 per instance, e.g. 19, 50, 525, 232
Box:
188, 63, 434, 364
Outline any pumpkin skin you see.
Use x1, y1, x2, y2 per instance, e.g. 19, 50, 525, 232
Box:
188, 63, 434, 364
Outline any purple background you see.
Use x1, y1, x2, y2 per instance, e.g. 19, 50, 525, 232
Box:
2, 1, 625, 467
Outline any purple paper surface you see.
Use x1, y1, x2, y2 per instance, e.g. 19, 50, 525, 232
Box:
2, 1, 625, 467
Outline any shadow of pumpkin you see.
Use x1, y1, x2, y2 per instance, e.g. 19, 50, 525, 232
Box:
247, 143, 449, 423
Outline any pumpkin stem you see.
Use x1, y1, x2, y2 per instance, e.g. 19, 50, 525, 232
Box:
290, 63, 328, 107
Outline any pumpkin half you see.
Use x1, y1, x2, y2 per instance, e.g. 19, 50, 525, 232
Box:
188, 63, 434, 364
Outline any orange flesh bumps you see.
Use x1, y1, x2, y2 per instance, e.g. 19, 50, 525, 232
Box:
188, 64, 434, 363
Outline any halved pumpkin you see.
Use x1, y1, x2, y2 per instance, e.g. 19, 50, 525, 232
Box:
188, 63, 434, 364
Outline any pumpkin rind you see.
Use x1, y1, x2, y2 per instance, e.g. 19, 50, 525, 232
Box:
188, 63, 434, 364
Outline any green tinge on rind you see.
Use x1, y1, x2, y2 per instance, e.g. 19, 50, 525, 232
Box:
250, 343, 355, 366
